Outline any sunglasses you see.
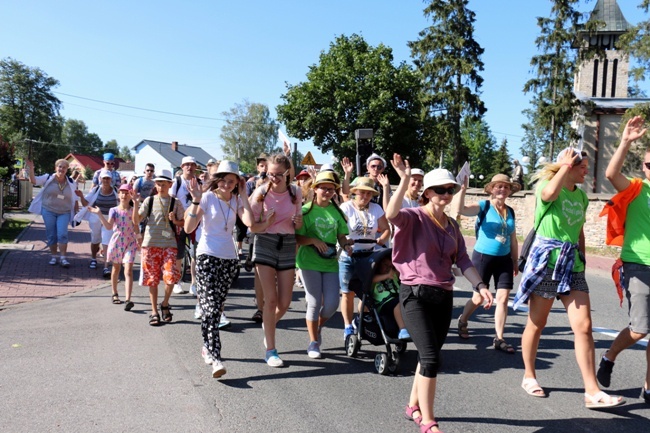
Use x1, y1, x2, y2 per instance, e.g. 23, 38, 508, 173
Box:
105, 162, 115, 166
145, 169, 154, 173
369, 164, 384, 170
430, 186, 456, 195
644, 162, 650, 170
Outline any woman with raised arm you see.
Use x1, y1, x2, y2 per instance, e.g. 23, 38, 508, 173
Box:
184, 160, 254, 378
513, 148, 625, 409
455, 174, 519, 353
385, 154, 493, 433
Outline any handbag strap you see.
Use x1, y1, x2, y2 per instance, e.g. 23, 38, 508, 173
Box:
533, 200, 553, 232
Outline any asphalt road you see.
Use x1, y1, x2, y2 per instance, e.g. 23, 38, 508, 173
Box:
1, 265, 649, 432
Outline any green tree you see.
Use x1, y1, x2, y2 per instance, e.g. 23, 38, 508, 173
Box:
491, 138, 513, 179
277, 34, 425, 173
61, 119, 104, 155
408, 0, 486, 174
0, 58, 63, 172
522, 1, 601, 160
520, 101, 550, 187
460, 117, 495, 185
0, 134, 14, 180
617, 0, 650, 84
617, 103, 650, 175
220, 100, 279, 166
118, 144, 133, 161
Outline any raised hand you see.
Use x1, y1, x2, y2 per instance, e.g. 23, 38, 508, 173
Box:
341, 157, 354, 176
558, 146, 580, 168
390, 153, 411, 179
377, 173, 390, 188
622, 115, 647, 144
188, 177, 202, 202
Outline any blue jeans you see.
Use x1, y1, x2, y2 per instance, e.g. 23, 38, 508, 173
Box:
42, 208, 70, 247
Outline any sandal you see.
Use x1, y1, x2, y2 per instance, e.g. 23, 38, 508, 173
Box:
420, 420, 442, 433
404, 404, 422, 426
159, 303, 173, 322
521, 377, 546, 398
251, 309, 263, 323
124, 300, 134, 311
149, 314, 161, 326
111, 294, 122, 304
584, 391, 625, 409
494, 337, 515, 354
457, 315, 470, 339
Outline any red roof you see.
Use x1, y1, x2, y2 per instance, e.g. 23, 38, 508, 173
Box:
65, 153, 128, 171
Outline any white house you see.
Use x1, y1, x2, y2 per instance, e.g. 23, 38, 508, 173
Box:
132, 140, 217, 177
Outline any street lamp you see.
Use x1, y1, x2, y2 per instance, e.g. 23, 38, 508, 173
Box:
469, 174, 475, 188
355, 129, 374, 177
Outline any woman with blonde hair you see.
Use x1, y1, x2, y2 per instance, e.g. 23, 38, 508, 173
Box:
513, 147, 624, 409
249, 153, 303, 367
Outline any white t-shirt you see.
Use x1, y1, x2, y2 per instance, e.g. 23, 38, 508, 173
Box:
402, 196, 420, 209
171, 176, 194, 210
196, 192, 242, 259
340, 201, 384, 253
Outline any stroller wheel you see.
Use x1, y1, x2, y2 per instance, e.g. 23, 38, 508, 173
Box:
375, 353, 389, 375
346, 334, 360, 358
389, 351, 400, 373
395, 341, 407, 354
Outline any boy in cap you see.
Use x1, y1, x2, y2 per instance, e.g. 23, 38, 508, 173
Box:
92, 152, 121, 188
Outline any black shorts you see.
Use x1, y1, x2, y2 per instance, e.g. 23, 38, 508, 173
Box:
471, 250, 513, 291
252, 233, 296, 271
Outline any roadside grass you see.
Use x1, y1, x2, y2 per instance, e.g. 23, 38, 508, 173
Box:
0, 218, 30, 243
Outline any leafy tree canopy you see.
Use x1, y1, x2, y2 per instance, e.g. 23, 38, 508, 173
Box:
220, 100, 280, 169
618, 0, 650, 84
277, 34, 425, 172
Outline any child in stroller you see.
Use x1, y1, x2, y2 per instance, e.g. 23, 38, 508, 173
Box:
372, 253, 410, 341
346, 247, 411, 374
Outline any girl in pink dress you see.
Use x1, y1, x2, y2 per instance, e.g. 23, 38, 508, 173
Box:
90, 184, 139, 311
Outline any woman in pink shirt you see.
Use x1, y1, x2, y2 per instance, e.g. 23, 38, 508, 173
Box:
249, 154, 303, 367
385, 154, 493, 433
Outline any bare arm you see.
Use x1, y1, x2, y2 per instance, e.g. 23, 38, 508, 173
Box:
237, 177, 255, 228
510, 232, 519, 277
385, 154, 410, 220
540, 147, 581, 202
184, 177, 203, 234
455, 175, 480, 216
462, 266, 494, 309
376, 215, 391, 246
88, 207, 113, 230
606, 115, 647, 192
341, 157, 354, 196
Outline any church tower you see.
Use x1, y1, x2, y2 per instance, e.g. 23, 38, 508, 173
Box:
574, 0, 632, 98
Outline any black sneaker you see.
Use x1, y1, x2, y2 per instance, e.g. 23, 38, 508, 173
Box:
244, 258, 253, 273
597, 355, 615, 388
643, 388, 650, 405
103, 267, 111, 279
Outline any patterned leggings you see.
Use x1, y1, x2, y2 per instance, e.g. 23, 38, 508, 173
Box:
196, 254, 239, 362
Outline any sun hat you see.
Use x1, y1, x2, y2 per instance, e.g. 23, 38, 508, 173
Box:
556, 147, 586, 163
350, 176, 379, 196
484, 173, 521, 195
118, 184, 132, 192
215, 160, 241, 179
99, 170, 112, 179
154, 169, 173, 182
181, 156, 197, 166
411, 168, 425, 178
366, 153, 386, 168
295, 169, 310, 180
103, 152, 115, 161
256, 153, 269, 163
312, 171, 340, 189
206, 158, 217, 166
422, 169, 461, 194
319, 163, 334, 172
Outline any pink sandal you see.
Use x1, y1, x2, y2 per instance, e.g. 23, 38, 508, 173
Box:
404, 404, 422, 426
420, 420, 443, 433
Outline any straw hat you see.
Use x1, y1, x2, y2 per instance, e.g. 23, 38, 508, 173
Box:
312, 171, 340, 189
350, 177, 379, 196
422, 169, 460, 194
484, 174, 521, 195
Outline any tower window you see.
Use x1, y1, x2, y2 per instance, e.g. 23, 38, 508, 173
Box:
602, 59, 609, 97
592, 59, 599, 98
611, 59, 618, 97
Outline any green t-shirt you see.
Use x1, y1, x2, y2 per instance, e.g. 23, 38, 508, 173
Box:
296, 202, 349, 273
535, 180, 587, 272
373, 275, 399, 311
621, 179, 650, 265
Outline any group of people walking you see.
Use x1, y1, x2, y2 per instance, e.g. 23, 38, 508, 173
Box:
24, 117, 650, 433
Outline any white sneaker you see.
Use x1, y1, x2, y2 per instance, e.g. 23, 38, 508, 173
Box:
201, 346, 213, 365
173, 283, 186, 294
265, 349, 284, 367
307, 341, 321, 359
189, 284, 197, 295
218, 313, 232, 330
212, 360, 227, 378
194, 303, 203, 320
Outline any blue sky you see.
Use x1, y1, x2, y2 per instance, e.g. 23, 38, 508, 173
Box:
1, 0, 644, 167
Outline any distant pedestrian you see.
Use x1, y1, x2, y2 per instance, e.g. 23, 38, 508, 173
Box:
92, 152, 121, 188
133, 169, 185, 326
26, 158, 80, 268
89, 184, 138, 310
597, 115, 650, 405
512, 159, 524, 190
512, 147, 624, 409
185, 160, 254, 378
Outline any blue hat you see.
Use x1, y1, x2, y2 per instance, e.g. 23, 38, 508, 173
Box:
103, 152, 115, 161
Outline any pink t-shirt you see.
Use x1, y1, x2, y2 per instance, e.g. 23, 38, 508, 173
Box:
389, 207, 472, 290
250, 185, 302, 234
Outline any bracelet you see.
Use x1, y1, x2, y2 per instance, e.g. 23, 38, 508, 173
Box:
192, 201, 200, 205
188, 213, 197, 218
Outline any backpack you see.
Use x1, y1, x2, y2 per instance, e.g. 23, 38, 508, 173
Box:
474, 200, 515, 239
140, 195, 177, 237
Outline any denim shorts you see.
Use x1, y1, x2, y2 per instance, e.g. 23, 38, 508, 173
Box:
623, 262, 650, 334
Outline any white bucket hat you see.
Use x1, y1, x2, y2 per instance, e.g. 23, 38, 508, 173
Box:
411, 168, 425, 178
422, 169, 461, 194
154, 169, 173, 182
181, 156, 197, 166
215, 160, 241, 179
366, 153, 386, 168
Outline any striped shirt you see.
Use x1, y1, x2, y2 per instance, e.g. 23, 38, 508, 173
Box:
139, 195, 185, 248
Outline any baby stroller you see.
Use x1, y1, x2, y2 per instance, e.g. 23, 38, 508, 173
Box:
345, 247, 410, 375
